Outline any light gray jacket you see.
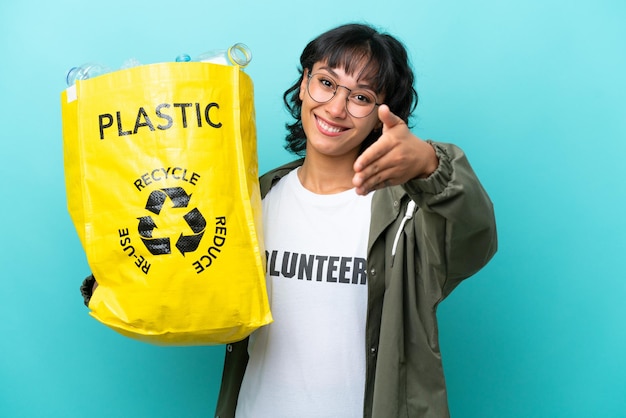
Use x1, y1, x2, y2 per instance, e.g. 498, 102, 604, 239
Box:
215, 141, 498, 417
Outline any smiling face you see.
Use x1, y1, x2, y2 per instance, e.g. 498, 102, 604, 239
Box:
298, 62, 382, 162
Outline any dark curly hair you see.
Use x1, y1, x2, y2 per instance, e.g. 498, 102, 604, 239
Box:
283, 23, 418, 156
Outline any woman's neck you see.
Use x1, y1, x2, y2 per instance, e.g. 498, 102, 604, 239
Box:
297, 154, 357, 194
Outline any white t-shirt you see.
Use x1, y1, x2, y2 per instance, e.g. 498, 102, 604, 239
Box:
235, 168, 373, 418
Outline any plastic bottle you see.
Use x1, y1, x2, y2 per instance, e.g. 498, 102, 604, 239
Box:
176, 43, 252, 67
66, 63, 112, 86
175, 53, 192, 62
120, 57, 142, 69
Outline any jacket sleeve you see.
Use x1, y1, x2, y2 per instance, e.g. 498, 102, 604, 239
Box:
402, 141, 497, 299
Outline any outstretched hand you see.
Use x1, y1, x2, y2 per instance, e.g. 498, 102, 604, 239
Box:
352, 105, 439, 196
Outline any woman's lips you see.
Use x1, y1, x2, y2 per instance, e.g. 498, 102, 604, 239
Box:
315, 115, 347, 136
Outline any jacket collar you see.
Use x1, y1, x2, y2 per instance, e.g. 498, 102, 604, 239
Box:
259, 159, 304, 199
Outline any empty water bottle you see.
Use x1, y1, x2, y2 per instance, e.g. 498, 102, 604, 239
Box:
66, 63, 111, 86
198, 43, 252, 66
176, 43, 252, 67
175, 54, 192, 62
120, 57, 142, 69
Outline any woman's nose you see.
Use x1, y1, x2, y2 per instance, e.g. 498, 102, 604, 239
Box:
324, 87, 350, 117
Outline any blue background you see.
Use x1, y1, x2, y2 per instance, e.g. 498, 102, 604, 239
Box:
1, 0, 625, 417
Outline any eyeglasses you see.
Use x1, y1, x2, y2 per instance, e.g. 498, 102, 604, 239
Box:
306, 73, 381, 118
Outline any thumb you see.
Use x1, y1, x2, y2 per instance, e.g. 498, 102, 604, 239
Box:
378, 104, 404, 131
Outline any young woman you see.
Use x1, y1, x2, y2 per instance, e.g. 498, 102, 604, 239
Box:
215, 23, 498, 418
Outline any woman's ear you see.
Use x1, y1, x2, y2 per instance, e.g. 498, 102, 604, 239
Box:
299, 69, 309, 101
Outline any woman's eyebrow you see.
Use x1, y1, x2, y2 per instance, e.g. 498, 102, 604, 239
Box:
317, 65, 337, 76
316, 66, 377, 91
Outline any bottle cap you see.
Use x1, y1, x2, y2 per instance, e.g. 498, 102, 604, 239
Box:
227, 43, 252, 67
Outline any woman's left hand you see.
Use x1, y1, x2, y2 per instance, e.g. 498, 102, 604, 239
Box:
352, 104, 439, 196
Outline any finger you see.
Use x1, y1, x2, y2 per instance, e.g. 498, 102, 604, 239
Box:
354, 105, 405, 173
355, 168, 395, 195
355, 179, 390, 196
378, 104, 405, 132
352, 158, 383, 189
353, 136, 387, 173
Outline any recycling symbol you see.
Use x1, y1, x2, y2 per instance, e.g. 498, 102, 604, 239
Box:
137, 187, 206, 256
